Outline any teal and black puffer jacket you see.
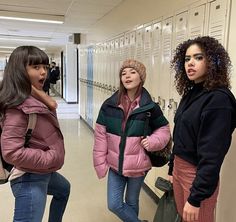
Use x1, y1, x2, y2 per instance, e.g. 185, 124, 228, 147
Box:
93, 88, 170, 178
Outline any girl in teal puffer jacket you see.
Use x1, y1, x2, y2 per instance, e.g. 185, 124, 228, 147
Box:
93, 59, 170, 222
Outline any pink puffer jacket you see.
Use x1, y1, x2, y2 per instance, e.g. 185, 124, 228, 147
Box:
93, 123, 170, 179
1, 96, 65, 173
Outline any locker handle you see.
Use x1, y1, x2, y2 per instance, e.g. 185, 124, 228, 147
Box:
173, 101, 178, 114
216, 5, 220, 10
158, 98, 166, 111
168, 98, 174, 109
158, 96, 161, 105
194, 12, 199, 16
162, 99, 165, 111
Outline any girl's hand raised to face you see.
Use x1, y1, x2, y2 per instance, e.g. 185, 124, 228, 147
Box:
31, 85, 58, 111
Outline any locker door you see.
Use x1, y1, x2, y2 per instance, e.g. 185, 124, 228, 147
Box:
83, 48, 88, 121
158, 17, 174, 192
98, 44, 104, 111
145, 17, 173, 197
101, 43, 107, 102
96, 45, 100, 112
104, 42, 110, 99
169, 11, 188, 131
119, 36, 125, 66
188, 4, 206, 38
105, 42, 110, 91
114, 38, 120, 90
160, 16, 173, 118
208, 0, 231, 47
173, 11, 188, 48
117, 36, 125, 98
130, 31, 136, 59
151, 21, 162, 102
124, 32, 130, 59
93, 46, 98, 89
79, 47, 86, 120
87, 47, 93, 127
100, 44, 105, 88
144, 22, 160, 195
110, 40, 115, 93
135, 26, 144, 62
93, 46, 98, 128
96, 45, 102, 87
143, 24, 152, 93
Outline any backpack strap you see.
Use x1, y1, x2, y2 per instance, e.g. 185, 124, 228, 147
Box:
143, 111, 151, 138
24, 113, 37, 147
0, 113, 37, 184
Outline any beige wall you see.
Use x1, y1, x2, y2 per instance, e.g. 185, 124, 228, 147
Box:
228, 0, 236, 93
86, 0, 200, 43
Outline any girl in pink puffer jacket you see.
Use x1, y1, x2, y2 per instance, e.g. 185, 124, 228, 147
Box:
93, 59, 170, 222
0, 46, 70, 222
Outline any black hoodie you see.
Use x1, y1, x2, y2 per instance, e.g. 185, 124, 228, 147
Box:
169, 83, 236, 207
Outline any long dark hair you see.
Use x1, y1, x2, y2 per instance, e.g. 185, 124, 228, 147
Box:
171, 36, 231, 96
0, 46, 49, 120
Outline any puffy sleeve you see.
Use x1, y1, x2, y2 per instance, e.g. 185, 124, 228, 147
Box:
188, 93, 234, 207
147, 125, 171, 151
93, 108, 109, 179
147, 103, 171, 151
1, 109, 63, 173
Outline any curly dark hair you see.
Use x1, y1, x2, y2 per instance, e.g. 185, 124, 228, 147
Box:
171, 36, 232, 96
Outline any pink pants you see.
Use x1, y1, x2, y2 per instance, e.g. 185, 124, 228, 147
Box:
173, 156, 219, 222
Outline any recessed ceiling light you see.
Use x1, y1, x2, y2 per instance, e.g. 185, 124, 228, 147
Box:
0, 10, 64, 24
0, 35, 51, 43
0, 46, 16, 49
0, 50, 12, 53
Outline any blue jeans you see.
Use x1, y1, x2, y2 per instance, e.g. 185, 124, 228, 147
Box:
107, 169, 146, 222
10, 172, 70, 222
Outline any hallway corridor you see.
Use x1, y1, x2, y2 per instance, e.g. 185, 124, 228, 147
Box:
0, 98, 156, 222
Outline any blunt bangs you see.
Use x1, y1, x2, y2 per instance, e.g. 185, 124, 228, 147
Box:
27, 47, 49, 66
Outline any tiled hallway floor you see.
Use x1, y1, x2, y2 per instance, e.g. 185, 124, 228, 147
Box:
0, 98, 157, 221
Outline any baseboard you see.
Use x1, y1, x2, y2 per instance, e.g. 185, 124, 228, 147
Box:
80, 116, 94, 132
67, 102, 78, 104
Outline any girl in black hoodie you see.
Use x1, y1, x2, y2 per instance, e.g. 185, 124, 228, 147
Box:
169, 36, 236, 222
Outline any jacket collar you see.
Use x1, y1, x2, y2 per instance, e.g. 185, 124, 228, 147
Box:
108, 87, 153, 108
17, 96, 51, 115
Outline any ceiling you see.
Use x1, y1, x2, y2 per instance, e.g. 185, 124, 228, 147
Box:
0, 0, 123, 55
